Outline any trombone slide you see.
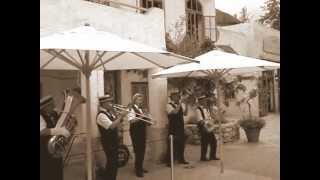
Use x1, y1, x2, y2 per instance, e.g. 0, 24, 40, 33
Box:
112, 104, 154, 125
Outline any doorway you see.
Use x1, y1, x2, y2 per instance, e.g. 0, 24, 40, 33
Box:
259, 70, 276, 117
131, 82, 149, 111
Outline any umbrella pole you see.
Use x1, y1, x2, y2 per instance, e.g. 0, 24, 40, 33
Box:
84, 49, 94, 180
214, 78, 224, 173
85, 74, 94, 180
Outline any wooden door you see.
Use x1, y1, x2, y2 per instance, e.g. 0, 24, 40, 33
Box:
259, 70, 275, 117
104, 71, 121, 104
131, 82, 149, 111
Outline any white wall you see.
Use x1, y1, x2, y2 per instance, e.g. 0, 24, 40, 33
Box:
41, 0, 166, 49
163, 0, 186, 43
216, 28, 248, 55
216, 22, 280, 117
222, 73, 261, 118
217, 22, 280, 60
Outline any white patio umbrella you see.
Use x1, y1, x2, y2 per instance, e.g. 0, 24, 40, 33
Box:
153, 50, 280, 173
40, 25, 197, 180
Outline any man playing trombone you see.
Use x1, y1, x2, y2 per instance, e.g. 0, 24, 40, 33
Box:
127, 93, 152, 177
96, 94, 128, 180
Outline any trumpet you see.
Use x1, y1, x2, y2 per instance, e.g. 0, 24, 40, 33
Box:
112, 104, 154, 125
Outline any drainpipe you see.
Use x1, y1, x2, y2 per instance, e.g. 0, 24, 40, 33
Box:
163, 0, 167, 37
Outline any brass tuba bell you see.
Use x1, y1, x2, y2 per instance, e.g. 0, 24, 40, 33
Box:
46, 88, 86, 158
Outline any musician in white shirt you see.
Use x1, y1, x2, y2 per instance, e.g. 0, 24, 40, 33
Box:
96, 94, 127, 180
196, 96, 220, 161
127, 93, 150, 177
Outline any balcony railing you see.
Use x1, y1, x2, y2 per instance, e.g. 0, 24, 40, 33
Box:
86, 0, 148, 13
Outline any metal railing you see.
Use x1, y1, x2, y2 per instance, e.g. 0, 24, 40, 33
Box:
86, 0, 148, 13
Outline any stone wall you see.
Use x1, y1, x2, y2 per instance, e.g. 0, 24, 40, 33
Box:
185, 120, 240, 145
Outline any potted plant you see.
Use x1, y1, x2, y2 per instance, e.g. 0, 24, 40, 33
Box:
237, 89, 266, 142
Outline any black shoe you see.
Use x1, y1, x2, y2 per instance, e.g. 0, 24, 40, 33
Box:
136, 172, 144, 177
178, 160, 189, 164
210, 157, 220, 160
200, 158, 209, 161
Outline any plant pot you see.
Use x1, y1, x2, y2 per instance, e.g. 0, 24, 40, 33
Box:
244, 128, 261, 142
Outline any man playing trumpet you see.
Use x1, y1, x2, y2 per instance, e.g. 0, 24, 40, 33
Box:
96, 94, 128, 180
127, 93, 151, 177
166, 90, 189, 166
196, 95, 220, 161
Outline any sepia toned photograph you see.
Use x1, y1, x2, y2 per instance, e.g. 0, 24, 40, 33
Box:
40, 0, 280, 180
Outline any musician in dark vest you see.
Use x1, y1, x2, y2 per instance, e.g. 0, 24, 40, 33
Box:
166, 90, 189, 166
196, 95, 220, 161
127, 93, 151, 177
40, 96, 70, 180
96, 94, 127, 180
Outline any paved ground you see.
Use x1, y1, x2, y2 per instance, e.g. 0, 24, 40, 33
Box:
64, 113, 279, 180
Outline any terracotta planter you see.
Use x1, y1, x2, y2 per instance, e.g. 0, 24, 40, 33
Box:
244, 128, 261, 142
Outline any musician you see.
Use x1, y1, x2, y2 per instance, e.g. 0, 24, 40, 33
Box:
96, 94, 127, 180
127, 93, 150, 177
166, 90, 189, 166
196, 96, 220, 161
40, 96, 70, 180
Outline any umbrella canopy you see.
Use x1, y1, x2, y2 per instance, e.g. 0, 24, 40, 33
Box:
152, 50, 280, 174
40, 26, 195, 71
152, 50, 280, 78
40, 25, 197, 180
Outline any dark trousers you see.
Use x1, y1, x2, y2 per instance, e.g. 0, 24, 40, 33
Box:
40, 140, 63, 180
101, 136, 119, 180
130, 125, 146, 174
166, 134, 186, 164
102, 147, 118, 180
199, 126, 217, 160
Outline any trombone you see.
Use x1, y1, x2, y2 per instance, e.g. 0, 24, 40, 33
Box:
112, 104, 154, 125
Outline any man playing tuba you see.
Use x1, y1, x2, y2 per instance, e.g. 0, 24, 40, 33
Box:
40, 96, 70, 180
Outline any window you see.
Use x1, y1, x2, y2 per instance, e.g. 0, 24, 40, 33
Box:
186, 0, 204, 42
87, 0, 110, 6
141, 0, 163, 9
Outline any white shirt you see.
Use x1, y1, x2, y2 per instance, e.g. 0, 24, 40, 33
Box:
166, 102, 186, 114
40, 115, 47, 132
97, 108, 114, 130
196, 106, 212, 122
182, 104, 197, 123
127, 104, 143, 122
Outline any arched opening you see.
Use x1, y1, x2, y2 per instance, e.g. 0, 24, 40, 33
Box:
186, 0, 204, 42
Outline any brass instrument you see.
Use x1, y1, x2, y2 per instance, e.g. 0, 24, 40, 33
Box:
47, 89, 86, 158
112, 104, 154, 125
203, 121, 217, 133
